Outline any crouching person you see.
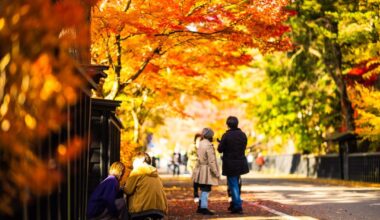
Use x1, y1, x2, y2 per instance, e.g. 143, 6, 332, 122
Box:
124, 152, 168, 220
87, 162, 126, 220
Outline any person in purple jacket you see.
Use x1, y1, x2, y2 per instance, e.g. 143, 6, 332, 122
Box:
87, 161, 126, 220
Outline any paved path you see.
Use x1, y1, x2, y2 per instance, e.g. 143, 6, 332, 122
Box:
243, 174, 380, 220
161, 172, 380, 220
161, 174, 317, 220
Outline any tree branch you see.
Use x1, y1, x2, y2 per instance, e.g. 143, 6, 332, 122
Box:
115, 46, 161, 97
186, 3, 208, 17
115, 34, 122, 77
155, 28, 230, 37
124, 0, 132, 12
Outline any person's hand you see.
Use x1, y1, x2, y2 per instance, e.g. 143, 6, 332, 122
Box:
218, 177, 224, 185
120, 183, 126, 191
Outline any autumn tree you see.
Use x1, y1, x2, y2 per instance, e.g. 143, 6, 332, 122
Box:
91, 0, 292, 161
346, 58, 380, 151
288, 0, 379, 133
0, 0, 92, 215
228, 0, 380, 153
245, 52, 341, 153
342, 1, 380, 150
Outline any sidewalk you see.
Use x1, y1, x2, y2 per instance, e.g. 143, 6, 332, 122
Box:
238, 172, 380, 220
161, 170, 380, 219
242, 171, 380, 188
161, 173, 317, 220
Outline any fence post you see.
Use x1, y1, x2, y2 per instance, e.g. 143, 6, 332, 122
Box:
326, 132, 357, 180
88, 98, 123, 193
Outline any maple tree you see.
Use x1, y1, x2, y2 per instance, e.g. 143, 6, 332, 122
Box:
347, 56, 380, 151
92, 0, 292, 97
0, 0, 93, 215
91, 0, 293, 163
349, 85, 380, 150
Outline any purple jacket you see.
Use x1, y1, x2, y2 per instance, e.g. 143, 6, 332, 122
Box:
87, 175, 120, 218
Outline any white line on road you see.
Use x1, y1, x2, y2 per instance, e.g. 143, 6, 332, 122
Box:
247, 202, 316, 220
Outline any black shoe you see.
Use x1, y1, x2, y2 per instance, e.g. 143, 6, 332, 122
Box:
227, 202, 233, 211
199, 208, 214, 215
230, 207, 243, 214
196, 200, 202, 213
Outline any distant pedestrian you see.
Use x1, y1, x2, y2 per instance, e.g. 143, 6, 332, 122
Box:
247, 154, 254, 170
151, 156, 157, 167
172, 152, 181, 176
188, 133, 202, 205
192, 128, 220, 215
123, 152, 168, 220
182, 152, 189, 173
218, 116, 249, 214
87, 162, 126, 220
256, 152, 265, 172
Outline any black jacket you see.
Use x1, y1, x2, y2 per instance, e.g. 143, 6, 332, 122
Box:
217, 128, 249, 176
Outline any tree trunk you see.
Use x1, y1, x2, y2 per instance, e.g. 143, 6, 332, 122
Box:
323, 20, 356, 132
131, 109, 140, 143
105, 34, 122, 100
339, 81, 356, 132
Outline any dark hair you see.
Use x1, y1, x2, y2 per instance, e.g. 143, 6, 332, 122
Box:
193, 133, 202, 144
226, 116, 238, 129
135, 152, 152, 165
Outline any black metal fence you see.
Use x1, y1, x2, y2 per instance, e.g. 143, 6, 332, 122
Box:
88, 98, 123, 194
349, 153, 380, 182
262, 152, 380, 183
1, 66, 123, 220
19, 83, 93, 220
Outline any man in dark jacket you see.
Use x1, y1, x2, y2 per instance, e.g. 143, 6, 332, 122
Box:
218, 116, 249, 214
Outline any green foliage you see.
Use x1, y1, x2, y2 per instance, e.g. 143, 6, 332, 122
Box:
245, 0, 380, 153
246, 52, 340, 153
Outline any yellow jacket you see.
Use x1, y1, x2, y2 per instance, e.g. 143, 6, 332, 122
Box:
124, 164, 168, 216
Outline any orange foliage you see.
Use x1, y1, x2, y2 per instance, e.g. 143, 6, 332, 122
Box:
91, 1, 291, 163
0, 0, 93, 215
346, 57, 380, 87
57, 137, 87, 164
91, 0, 292, 98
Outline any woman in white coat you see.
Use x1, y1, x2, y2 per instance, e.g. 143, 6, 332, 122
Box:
192, 128, 220, 215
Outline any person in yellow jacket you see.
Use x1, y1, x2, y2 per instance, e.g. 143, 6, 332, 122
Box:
123, 152, 168, 220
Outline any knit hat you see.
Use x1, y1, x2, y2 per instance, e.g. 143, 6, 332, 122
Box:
201, 128, 214, 140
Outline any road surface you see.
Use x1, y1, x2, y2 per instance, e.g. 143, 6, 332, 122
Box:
242, 174, 380, 220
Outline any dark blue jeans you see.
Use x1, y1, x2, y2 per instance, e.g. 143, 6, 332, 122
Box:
227, 176, 242, 209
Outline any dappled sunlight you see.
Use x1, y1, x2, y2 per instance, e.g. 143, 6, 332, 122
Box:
1, 0, 380, 219
163, 175, 320, 219
244, 181, 380, 206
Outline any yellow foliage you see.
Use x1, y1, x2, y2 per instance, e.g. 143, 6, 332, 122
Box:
349, 84, 380, 142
